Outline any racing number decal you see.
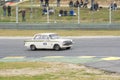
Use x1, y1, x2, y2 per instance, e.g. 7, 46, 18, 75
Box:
43, 43, 47, 45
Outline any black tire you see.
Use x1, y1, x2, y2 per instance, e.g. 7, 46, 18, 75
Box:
30, 45, 36, 51
66, 47, 71, 49
54, 44, 61, 51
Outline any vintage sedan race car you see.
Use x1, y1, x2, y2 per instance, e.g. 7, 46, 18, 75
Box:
24, 33, 73, 51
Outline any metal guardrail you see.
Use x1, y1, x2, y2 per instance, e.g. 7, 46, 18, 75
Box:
0, 22, 120, 30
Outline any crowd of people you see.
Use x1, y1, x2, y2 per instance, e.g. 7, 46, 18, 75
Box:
69, 0, 89, 8
59, 9, 76, 16
90, 2, 99, 11
40, 0, 49, 7
110, 1, 117, 10
42, 7, 54, 15
1, 0, 119, 22
40, 0, 61, 7
2, 5, 11, 16
2, 4, 26, 22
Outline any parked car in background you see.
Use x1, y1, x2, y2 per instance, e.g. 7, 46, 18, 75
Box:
24, 33, 73, 51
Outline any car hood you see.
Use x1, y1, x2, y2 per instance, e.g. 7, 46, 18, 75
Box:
52, 38, 72, 42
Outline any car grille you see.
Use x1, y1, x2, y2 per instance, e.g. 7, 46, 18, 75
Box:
63, 41, 72, 45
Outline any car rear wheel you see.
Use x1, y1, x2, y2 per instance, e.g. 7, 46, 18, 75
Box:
54, 44, 61, 51
30, 45, 36, 51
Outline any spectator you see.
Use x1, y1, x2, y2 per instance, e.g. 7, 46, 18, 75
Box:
109, 1, 117, 11
110, 1, 117, 10
57, 0, 60, 7
94, 2, 99, 11
69, 9, 74, 16
42, 7, 47, 15
2, 5, 7, 16
21, 9, 26, 21
7, 5, 11, 16
45, 0, 49, 7
40, 0, 44, 7
83, 0, 89, 8
19, 9, 26, 21
59, 9, 63, 16
74, 0, 79, 7
64, 10, 68, 16
48, 7, 54, 15
113, 1, 117, 10
69, 0, 74, 7
79, 0, 83, 7
90, 0, 95, 11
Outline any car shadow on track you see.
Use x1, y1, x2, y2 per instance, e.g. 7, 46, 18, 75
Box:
26, 48, 71, 51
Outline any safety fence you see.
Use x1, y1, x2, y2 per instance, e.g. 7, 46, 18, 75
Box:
0, 0, 120, 29
0, 6, 120, 23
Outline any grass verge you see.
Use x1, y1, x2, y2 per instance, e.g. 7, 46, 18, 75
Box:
0, 29, 120, 36
0, 62, 120, 80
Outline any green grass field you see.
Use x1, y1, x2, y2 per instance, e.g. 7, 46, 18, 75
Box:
0, 62, 120, 80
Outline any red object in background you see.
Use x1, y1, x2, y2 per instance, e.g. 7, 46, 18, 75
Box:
5, 2, 14, 6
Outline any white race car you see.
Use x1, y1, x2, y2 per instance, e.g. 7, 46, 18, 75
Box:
24, 33, 73, 51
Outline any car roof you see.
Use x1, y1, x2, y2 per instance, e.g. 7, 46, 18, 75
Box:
35, 33, 57, 36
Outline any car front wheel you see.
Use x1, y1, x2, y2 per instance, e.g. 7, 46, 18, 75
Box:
54, 44, 61, 51
66, 47, 71, 49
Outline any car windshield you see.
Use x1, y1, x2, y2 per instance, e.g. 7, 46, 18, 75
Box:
49, 34, 60, 39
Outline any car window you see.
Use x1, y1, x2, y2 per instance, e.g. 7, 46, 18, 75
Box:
41, 35, 49, 39
34, 35, 49, 40
34, 35, 41, 40
49, 34, 59, 39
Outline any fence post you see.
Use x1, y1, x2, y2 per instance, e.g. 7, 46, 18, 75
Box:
78, 6, 80, 24
16, 1, 19, 29
0, 6, 1, 21
109, 6, 112, 24
30, 0, 33, 19
16, 5, 18, 23
47, 7, 50, 23
53, 6, 56, 23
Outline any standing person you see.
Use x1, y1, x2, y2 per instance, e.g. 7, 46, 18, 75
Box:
79, 0, 83, 7
57, 0, 60, 7
59, 9, 63, 16
45, 0, 49, 7
90, 0, 94, 11
2, 5, 7, 16
21, 9, 26, 21
64, 10, 68, 16
113, 1, 117, 10
83, 0, 89, 8
69, 0, 74, 7
74, 0, 79, 7
94, 2, 99, 11
7, 5, 11, 16
40, 0, 44, 7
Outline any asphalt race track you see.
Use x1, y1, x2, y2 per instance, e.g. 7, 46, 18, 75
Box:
0, 37, 120, 58
1, 37, 120, 73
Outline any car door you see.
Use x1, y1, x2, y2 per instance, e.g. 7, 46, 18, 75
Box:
33, 35, 44, 48
41, 35, 52, 49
